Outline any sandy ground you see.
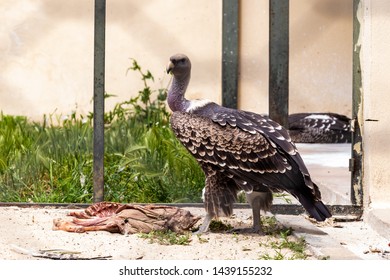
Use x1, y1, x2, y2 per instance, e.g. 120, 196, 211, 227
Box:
318, 218, 390, 260
0, 205, 389, 260
0, 205, 309, 260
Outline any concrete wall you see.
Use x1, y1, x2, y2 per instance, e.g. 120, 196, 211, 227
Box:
360, 0, 390, 207
1, 0, 352, 120
0, 0, 222, 119
239, 0, 352, 115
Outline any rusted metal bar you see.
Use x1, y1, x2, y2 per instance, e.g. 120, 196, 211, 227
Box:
269, 0, 289, 128
93, 0, 106, 203
222, 0, 239, 109
0, 202, 363, 219
351, 0, 363, 206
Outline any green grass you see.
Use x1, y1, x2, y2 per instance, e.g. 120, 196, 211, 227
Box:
258, 230, 308, 260
139, 230, 192, 245
259, 217, 309, 260
0, 60, 205, 203
208, 219, 234, 232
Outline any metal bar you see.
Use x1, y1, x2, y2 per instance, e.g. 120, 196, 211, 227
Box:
222, 0, 239, 109
0, 202, 363, 219
93, 0, 106, 203
269, 0, 289, 128
351, 0, 363, 205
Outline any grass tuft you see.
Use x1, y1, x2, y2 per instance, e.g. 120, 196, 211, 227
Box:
258, 217, 309, 260
209, 219, 234, 232
139, 230, 192, 246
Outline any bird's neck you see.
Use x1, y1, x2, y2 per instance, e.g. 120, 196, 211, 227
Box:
168, 73, 191, 112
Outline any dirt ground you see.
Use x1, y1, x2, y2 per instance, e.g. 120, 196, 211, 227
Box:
0, 205, 389, 260
0, 205, 313, 260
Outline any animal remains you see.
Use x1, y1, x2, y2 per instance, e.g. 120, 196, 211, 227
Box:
53, 202, 200, 234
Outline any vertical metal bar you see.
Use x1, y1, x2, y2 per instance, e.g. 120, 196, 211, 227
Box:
269, 0, 289, 128
93, 0, 106, 203
351, 0, 363, 205
222, 0, 239, 109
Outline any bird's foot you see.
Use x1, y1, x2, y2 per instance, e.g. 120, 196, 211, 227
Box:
192, 214, 212, 235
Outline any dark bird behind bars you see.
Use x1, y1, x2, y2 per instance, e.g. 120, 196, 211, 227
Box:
166, 54, 332, 234
288, 113, 352, 143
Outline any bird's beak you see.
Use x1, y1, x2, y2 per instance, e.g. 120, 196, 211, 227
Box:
166, 61, 174, 74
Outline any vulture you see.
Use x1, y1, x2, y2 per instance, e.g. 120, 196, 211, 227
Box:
166, 54, 332, 234
288, 113, 351, 143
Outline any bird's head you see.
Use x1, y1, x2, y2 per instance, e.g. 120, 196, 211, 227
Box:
166, 53, 191, 79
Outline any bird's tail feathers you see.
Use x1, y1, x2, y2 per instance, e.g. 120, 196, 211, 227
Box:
298, 194, 332, 221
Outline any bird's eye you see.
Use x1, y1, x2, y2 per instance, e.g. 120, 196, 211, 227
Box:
180, 58, 186, 63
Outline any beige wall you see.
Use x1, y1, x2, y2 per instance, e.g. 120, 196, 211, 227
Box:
1, 0, 352, 120
289, 0, 352, 115
239, 0, 353, 115
0, 0, 222, 120
360, 0, 390, 207
0, 0, 95, 119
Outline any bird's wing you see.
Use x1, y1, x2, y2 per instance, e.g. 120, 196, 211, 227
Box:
211, 109, 297, 156
170, 111, 295, 194
288, 113, 351, 132
201, 107, 322, 197
210, 109, 314, 175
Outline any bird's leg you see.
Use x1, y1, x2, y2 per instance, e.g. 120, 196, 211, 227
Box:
250, 201, 263, 234
244, 191, 273, 234
193, 213, 213, 235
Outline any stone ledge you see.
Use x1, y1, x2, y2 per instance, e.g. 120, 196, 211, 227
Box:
366, 208, 390, 240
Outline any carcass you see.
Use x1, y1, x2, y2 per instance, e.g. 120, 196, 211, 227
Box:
53, 202, 200, 234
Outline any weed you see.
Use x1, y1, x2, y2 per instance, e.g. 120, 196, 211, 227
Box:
209, 219, 234, 232
258, 229, 308, 260
261, 216, 289, 235
139, 230, 192, 246
256, 216, 309, 260
273, 192, 293, 204
196, 234, 209, 244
